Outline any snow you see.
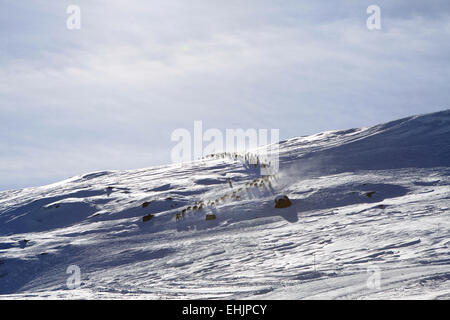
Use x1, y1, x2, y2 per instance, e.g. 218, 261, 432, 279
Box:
0, 110, 449, 299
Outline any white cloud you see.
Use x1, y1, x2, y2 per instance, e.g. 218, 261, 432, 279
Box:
0, 1, 449, 190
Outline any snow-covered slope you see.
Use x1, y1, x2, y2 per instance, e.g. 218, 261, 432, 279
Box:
0, 110, 449, 299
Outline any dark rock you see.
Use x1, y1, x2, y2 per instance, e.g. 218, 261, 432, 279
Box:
366, 191, 376, 198
19, 239, 30, 249
274, 195, 292, 208
142, 201, 151, 208
142, 214, 154, 222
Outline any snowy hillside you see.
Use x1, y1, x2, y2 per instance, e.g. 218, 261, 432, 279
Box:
0, 110, 449, 299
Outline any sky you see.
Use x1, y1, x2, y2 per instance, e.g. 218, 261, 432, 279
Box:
0, 0, 449, 190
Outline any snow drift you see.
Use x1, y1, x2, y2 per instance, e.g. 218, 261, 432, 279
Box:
0, 110, 449, 299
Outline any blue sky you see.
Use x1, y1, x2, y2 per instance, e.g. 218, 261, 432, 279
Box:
1, 0, 449, 190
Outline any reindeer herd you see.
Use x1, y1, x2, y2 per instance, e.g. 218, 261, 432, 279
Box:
203, 151, 271, 170
174, 175, 275, 222
141, 151, 277, 223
